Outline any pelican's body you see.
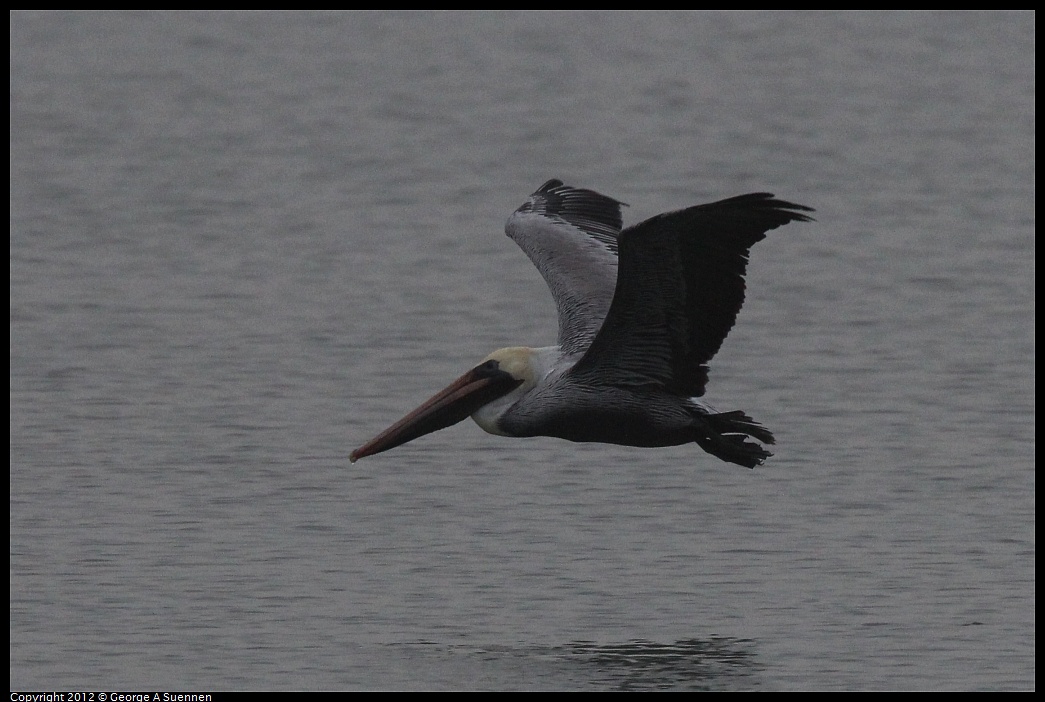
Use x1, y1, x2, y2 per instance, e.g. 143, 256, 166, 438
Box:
351, 180, 813, 468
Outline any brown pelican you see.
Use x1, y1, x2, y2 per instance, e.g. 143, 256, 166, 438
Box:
350, 179, 813, 468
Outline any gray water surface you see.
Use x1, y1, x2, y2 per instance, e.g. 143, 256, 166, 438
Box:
10, 11, 1034, 690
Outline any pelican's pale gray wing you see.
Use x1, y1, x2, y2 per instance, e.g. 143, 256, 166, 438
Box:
505, 179, 626, 355
568, 193, 815, 397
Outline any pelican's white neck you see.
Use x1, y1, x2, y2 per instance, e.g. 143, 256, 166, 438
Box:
470, 346, 558, 436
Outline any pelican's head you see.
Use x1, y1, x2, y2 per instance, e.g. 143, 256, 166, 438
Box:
349, 347, 539, 462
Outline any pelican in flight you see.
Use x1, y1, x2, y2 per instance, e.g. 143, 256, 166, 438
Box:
351, 180, 813, 468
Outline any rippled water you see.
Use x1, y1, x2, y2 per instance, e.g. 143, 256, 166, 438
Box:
10, 11, 1034, 690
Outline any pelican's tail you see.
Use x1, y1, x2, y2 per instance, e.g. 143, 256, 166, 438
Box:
693, 410, 775, 469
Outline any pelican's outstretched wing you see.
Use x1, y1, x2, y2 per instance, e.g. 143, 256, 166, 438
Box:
569, 193, 815, 397
505, 179, 626, 355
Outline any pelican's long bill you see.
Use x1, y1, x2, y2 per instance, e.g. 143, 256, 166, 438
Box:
350, 360, 523, 463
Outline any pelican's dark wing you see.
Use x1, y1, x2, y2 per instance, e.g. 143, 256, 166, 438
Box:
568, 193, 814, 396
505, 179, 626, 355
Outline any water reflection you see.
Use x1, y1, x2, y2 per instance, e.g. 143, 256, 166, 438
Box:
555, 637, 761, 691
396, 636, 762, 691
